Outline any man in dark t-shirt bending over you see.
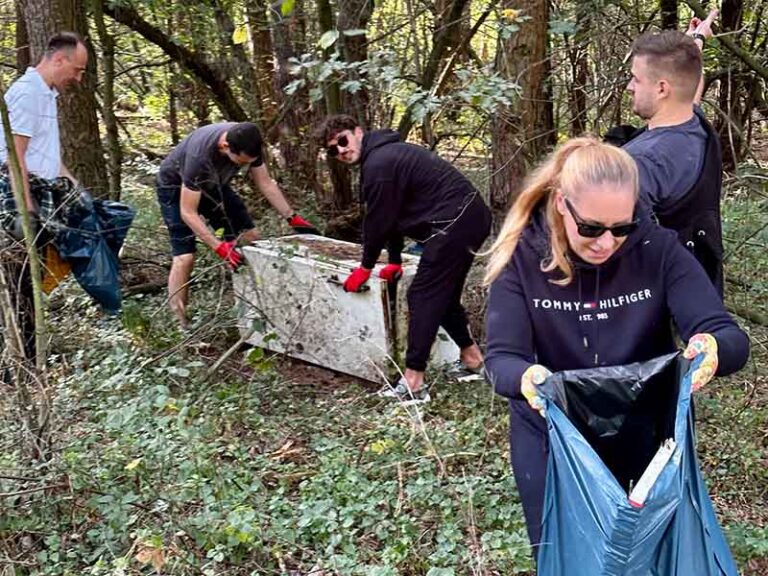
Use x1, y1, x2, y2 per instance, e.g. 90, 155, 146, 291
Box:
156, 122, 319, 326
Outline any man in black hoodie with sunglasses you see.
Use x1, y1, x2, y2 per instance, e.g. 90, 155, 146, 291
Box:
315, 115, 491, 404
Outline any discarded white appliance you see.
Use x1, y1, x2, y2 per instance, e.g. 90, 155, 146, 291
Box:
233, 235, 460, 382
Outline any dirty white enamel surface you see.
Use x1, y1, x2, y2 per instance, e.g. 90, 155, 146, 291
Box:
233, 235, 459, 382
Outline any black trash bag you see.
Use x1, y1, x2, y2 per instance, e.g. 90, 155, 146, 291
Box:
55, 191, 135, 314
603, 124, 645, 147
95, 200, 135, 255
541, 353, 682, 491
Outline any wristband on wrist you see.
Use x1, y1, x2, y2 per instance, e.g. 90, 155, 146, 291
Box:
692, 32, 705, 44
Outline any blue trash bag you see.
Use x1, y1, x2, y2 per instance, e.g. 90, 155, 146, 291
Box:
536, 352, 737, 576
55, 191, 135, 314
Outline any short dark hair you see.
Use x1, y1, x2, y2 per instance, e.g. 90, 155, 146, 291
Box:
631, 31, 702, 101
44, 32, 85, 57
226, 122, 263, 157
313, 114, 361, 145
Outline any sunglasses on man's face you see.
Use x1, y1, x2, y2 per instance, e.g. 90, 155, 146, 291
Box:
326, 134, 350, 158
564, 197, 638, 238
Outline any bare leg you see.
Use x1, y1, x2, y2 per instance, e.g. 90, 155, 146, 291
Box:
404, 368, 425, 392
168, 253, 195, 327
405, 344, 482, 393
460, 343, 484, 370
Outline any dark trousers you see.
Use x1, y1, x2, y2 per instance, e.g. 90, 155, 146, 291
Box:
405, 196, 491, 371
509, 398, 549, 549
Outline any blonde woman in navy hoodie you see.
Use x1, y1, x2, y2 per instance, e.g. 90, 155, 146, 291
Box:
484, 137, 749, 550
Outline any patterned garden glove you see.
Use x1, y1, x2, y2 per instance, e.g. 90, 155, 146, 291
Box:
378, 264, 403, 282
683, 333, 718, 392
343, 267, 372, 292
521, 364, 552, 417
287, 213, 320, 235
214, 240, 243, 270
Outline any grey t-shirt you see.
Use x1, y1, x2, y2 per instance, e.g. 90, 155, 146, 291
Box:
156, 122, 263, 192
623, 111, 706, 216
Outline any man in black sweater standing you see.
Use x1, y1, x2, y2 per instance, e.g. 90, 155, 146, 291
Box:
316, 115, 491, 404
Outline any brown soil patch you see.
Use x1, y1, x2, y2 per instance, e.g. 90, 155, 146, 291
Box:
283, 236, 387, 264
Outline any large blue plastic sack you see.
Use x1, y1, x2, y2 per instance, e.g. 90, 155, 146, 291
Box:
55, 192, 135, 314
536, 353, 737, 576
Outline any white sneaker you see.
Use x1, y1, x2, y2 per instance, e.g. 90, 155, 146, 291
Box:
377, 377, 431, 405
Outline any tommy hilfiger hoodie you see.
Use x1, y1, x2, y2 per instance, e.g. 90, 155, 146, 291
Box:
485, 206, 749, 401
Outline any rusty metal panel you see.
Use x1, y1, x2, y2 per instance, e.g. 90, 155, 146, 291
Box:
233, 235, 459, 382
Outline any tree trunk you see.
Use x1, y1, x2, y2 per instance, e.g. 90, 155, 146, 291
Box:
245, 0, 279, 125
317, 0, 342, 116
15, 1, 30, 72
93, 0, 123, 200
20, 0, 109, 195
660, 0, 678, 29
490, 0, 551, 229
210, 0, 261, 121
271, 0, 320, 196
566, 3, 590, 135
338, 0, 374, 126
715, 0, 745, 170
396, 0, 471, 139
168, 63, 180, 145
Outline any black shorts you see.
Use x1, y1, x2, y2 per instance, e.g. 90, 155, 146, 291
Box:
156, 183, 255, 256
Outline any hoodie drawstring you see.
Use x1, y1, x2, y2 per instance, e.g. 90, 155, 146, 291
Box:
577, 267, 602, 366
594, 269, 601, 366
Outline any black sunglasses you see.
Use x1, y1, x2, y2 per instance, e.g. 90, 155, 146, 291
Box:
564, 197, 638, 238
326, 134, 349, 158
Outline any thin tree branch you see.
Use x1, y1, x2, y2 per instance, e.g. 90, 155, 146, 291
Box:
103, 3, 248, 121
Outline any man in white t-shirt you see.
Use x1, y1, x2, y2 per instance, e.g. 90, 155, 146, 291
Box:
0, 32, 88, 365
0, 31, 88, 218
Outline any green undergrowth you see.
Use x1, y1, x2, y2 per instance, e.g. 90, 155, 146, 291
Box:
2, 179, 767, 574
3, 306, 533, 575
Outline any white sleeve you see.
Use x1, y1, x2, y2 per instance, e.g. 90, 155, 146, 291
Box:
4, 84, 40, 138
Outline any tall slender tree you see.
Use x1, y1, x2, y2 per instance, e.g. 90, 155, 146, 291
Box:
660, 0, 678, 29
246, 0, 279, 124
490, 0, 552, 227
15, 1, 30, 71
715, 0, 746, 169
271, 0, 320, 195
92, 0, 123, 199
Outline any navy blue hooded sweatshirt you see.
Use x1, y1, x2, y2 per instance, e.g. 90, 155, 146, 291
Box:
486, 206, 749, 401
359, 130, 478, 268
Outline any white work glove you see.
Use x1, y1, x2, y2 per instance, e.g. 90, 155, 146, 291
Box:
521, 364, 552, 417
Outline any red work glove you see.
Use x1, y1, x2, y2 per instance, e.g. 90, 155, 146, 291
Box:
379, 263, 403, 282
214, 240, 243, 270
343, 267, 371, 292
287, 213, 321, 235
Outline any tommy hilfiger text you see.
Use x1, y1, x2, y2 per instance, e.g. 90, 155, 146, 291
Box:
532, 289, 653, 312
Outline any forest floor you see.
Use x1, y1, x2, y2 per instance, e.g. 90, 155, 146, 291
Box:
1, 163, 766, 575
